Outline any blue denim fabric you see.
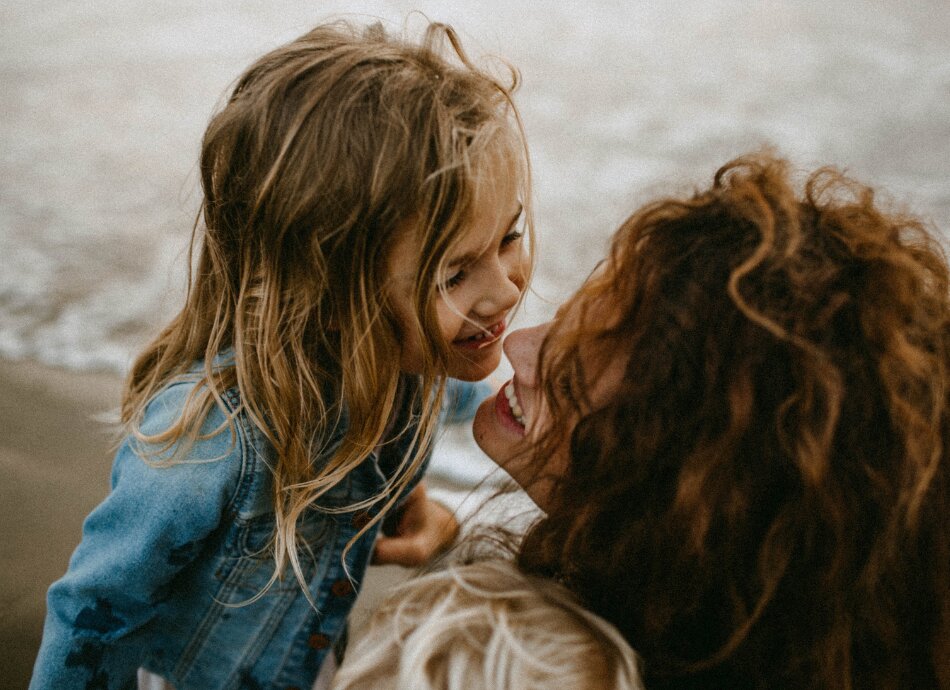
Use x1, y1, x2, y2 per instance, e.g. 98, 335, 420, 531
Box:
30, 370, 490, 690
440, 376, 491, 424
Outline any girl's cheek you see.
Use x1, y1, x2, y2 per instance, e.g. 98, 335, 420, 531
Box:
435, 301, 463, 340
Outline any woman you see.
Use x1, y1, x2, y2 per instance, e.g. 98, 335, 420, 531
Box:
472, 152, 950, 689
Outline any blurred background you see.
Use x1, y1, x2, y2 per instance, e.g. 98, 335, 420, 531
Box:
3, 0, 948, 484
4, 0, 949, 375
1, 1, 948, 685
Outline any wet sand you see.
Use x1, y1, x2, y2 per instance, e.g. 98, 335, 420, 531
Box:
0, 358, 121, 688
0, 358, 413, 689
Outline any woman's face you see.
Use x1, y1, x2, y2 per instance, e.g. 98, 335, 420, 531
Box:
472, 275, 627, 510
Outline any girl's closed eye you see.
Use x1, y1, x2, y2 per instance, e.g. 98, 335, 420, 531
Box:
443, 229, 520, 291
443, 231, 520, 290
443, 269, 467, 290
501, 206, 525, 248
501, 228, 524, 248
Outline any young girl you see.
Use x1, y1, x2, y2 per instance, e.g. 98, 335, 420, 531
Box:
30, 19, 531, 690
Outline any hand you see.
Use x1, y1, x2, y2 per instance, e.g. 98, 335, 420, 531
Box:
372, 483, 459, 567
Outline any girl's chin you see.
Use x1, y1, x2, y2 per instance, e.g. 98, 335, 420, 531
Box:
444, 348, 502, 382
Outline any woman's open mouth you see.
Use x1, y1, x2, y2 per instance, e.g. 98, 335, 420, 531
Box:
494, 379, 527, 433
452, 321, 506, 350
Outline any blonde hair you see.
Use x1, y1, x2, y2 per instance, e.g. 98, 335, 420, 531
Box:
121, 20, 532, 594
331, 559, 643, 690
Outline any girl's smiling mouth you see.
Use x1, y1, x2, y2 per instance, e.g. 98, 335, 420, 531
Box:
452, 320, 506, 350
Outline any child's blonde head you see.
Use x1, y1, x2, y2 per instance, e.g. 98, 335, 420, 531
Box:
123, 20, 531, 591
332, 559, 643, 690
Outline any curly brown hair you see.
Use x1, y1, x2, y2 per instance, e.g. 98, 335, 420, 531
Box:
518, 153, 950, 689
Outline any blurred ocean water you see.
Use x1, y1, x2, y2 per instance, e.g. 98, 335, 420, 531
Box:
2, 1, 949, 482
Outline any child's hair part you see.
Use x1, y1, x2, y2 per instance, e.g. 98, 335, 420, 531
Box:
121, 19, 532, 595
331, 559, 643, 690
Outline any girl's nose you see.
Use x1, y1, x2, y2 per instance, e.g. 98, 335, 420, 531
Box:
474, 253, 525, 317
503, 322, 550, 388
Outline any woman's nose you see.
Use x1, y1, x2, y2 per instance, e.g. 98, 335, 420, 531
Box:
503, 322, 550, 387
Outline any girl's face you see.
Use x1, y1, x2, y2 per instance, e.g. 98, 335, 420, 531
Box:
387, 161, 527, 382
472, 277, 626, 510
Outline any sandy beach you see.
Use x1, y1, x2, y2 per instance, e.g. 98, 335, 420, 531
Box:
0, 358, 121, 688
0, 358, 416, 689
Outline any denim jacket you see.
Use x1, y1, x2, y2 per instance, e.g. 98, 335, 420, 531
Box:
30, 366, 488, 690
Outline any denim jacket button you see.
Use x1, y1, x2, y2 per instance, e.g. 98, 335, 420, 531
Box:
331, 579, 354, 597
307, 633, 331, 649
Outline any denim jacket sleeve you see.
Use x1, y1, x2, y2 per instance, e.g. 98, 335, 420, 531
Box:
30, 380, 245, 690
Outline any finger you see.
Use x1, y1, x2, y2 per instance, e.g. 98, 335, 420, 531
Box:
372, 535, 427, 567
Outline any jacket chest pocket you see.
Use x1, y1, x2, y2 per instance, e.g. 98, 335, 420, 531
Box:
216, 509, 335, 596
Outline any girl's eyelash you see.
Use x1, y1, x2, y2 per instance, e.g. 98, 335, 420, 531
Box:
442, 228, 522, 290
443, 270, 466, 289
501, 230, 523, 246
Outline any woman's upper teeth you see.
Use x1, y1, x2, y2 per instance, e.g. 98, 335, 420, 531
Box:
504, 382, 526, 425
